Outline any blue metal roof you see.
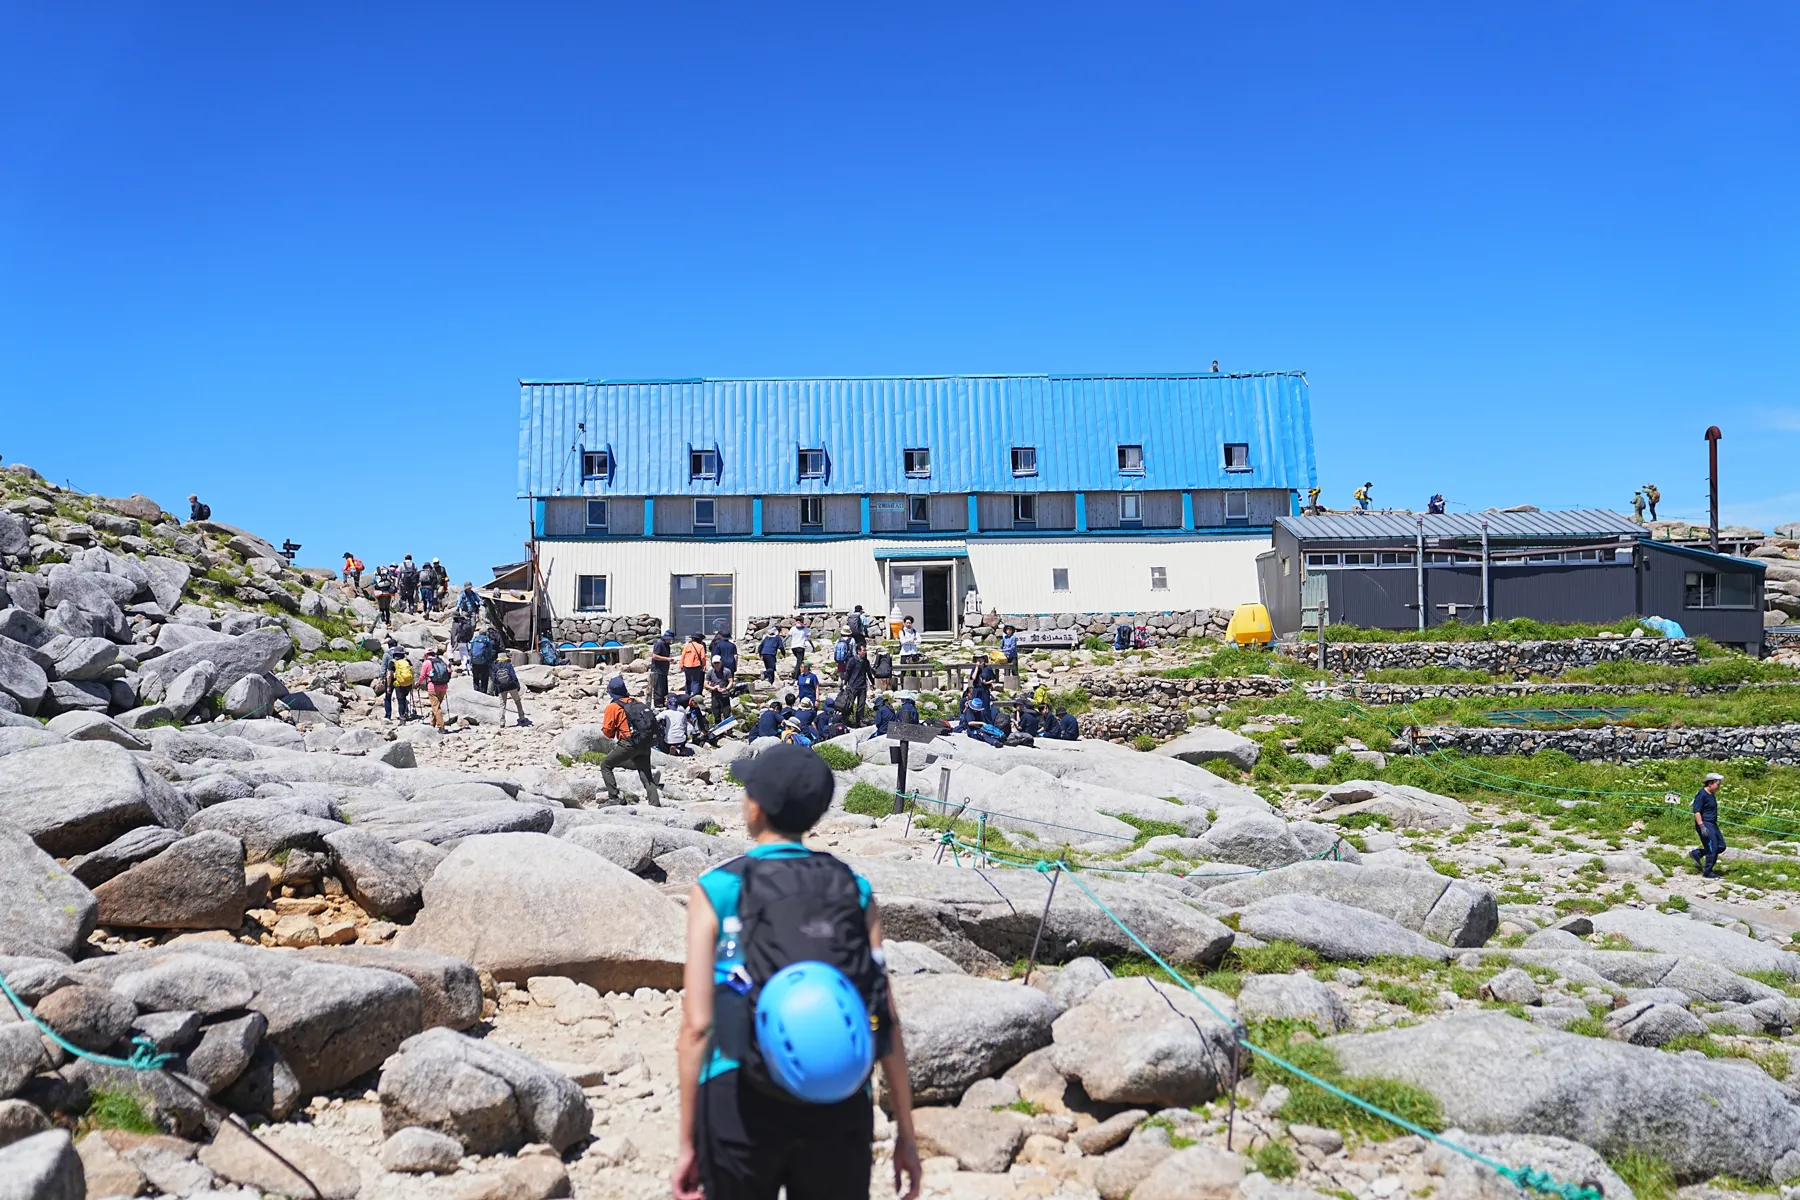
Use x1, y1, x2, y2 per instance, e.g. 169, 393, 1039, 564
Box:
517, 372, 1316, 498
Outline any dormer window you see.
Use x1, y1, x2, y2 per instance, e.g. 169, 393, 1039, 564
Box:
1224, 443, 1250, 471
798, 448, 826, 479
1117, 444, 1144, 475
581, 450, 610, 479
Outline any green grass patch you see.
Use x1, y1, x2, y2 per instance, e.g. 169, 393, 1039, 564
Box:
812, 743, 862, 772
1249, 1019, 1442, 1140
843, 781, 893, 818
1109, 812, 1188, 845
1001, 1098, 1043, 1116
1252, 1140, 1299, 1179
1662, 1033, 1791, 1079
310, 647, 375, 663
83, 1088, 160, 1135
1309, 616, 1655, 644
1132, 733, 1158, 752
1610, 1150, 1676, 1200
1426, 857, 1463, 878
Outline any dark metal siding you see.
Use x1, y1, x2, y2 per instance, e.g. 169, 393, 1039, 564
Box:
1640, 543, 1764, 651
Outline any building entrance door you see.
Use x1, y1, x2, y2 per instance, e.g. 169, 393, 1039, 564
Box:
671, 574, 733, 639
889, 566, 924, 631
922, 567, 952, 633
888, 563, 957, 634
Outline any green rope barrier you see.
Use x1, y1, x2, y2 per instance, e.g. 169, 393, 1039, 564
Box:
0, 969, 174, 1073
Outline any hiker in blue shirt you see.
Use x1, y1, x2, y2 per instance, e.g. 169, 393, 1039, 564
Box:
1000, 625, 1019, 670
710, 632, 739, 682
1690, 772, 1726, 878
750, 699, 786, 742
952, 695, 990, 731
793, 697, 819, 735
795, 665, 819, 705
1016, 698, 1042, 737
872, 693, 896, 735
896, 692, 920, 726
1055, 708, 1080, 740
757, 629, 783, 684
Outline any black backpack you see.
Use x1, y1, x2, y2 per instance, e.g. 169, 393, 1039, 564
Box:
490, 659, 518, 693
399, 563, 420, 589
620, 699, 659, 748
194, 502, 211, 521
711, 853, 891, 1102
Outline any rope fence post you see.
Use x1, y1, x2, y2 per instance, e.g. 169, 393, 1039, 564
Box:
1020, 861, 1063, 987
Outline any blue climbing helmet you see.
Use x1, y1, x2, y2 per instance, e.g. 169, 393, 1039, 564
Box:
754, 961, 875, 1104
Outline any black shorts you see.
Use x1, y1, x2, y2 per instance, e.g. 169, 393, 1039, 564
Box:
698, 1072, 872, 1200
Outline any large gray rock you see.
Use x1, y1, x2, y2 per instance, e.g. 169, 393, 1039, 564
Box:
1131, 1145, 1248, 1200
1489, 947, 1787, 1005
299, 946, 483, 1031
323, 827, 425, 919
890, 973, 1059, 1106
1605, 1000, 1707, 1047
39, 679, 109, 715
1236, 972, 1351, 1032
64, 825, 182, 888
1154, 727, 1261, 771
0, 1131, 83, 1200
1314, 780, 1473, 830
42, 636, 118, 682
223, 672, 276, 719
34, 984, 138, 1052
1423, 1129, 1636, 1200
139, 627, 292, 704
0, 1025, 52, 1100
112, 953, 256, 1014
181, 797, 343, 861
332, 796, 555, 844
381, 1126, 464, 1174
1198, 860, 1498, 948
41, 711, 144, 750
378, 1026, 592, 1154
0, 821, 97, 959
1590, 909, 1800, 979
183, 1011, 267, 1094
1196, 810, 1308, 869
0, 740, 196, 856
912, 1106, 1027, 1173
44, 570, 127, 639
1051, 977, 1242, 1106
0, 642, 47, 717
397, 833, 687, 990
0, 513, 26, 559
851, 858, 1235, 970
141, 556, 191, 611
162, 660, 215, 720
1330, 1013, 1800, 1182
93, 831, 247, 930
68, 943, 423, 1096
1236, 893, 1452, 961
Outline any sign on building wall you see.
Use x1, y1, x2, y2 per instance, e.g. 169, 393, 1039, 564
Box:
871, 500, 907, 513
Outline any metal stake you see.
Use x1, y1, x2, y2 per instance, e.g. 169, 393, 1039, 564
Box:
1021, 865, 1062, 986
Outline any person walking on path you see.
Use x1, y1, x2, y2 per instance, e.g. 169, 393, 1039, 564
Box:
1690, 771, 1726, 878
786, 617, 813, 678
417, 560, 439, 614
456, 581, 481, 615
711, 630, 739, 684
373, 564, 397, 624
398, 555, 420, 614
342, 552, 363, 593
599, 676, 661, 805
672, 743, 923, 1200
795, 662, 820, 706
839, 644, 871, 725
649, 629, 675, 708
419, 648, 451, 730
382, 639, 414, 723
849, 604, 871, 653
757, 627, 783, 684
490, 653, 530, 727
680, 634, 708, 698
467, 626, 499, 695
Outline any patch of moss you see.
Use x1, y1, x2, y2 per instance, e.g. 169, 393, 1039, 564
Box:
844, 782, 893, 818
83, 1089, 159, 1135
1248, 1019, 1443, 1140
1252, 1140, 1299, 1179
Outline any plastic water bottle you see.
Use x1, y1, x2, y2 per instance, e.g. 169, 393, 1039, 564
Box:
721, 917, 751, 994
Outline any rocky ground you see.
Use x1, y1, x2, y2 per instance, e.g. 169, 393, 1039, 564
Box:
10, 468, 1800, 1200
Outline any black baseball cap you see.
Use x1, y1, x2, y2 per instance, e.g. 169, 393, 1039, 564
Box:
731, 743, 835, 833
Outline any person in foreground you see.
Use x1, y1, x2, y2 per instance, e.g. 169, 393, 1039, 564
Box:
673, 743, 923, 1200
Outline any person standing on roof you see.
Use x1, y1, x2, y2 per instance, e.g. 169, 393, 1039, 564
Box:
1690, 772, 1726, 878
599, 676, 661, 806
680, 634, 708, 698
1354, 482, 1373, 512
1305, 486, 1322, 514
1644, 483, 1661, 521
1427, 494, 1446, 515
342, 552, 363, 593
650, 628, 675, 708
1631, 491, 1646, 524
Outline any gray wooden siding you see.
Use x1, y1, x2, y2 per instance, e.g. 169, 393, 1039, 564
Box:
1142, 490, 1183, 529
654, 497, 693, 536
870, 495, 908, 532
762, 496, 801, 534
824, 496, 862, 534
930, 495, 968, 532
717, 497, 754, 536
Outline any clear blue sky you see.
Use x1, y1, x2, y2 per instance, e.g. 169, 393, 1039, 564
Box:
3, 4, 1796, 577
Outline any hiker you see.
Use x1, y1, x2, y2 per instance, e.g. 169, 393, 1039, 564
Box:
837, 644, 871, 725
1427, 494, 1446, 515
417, 559, 438, 614
706, 655, 734, 723
490, 652, 529, 727
1000, 625, 1019, 671
468, 626, 500, 694
897, 615, 921, 662
599, 676, 661, 806
673, 740, 922, 1200
1305, 486, 1322, 514
1354, 482, 1373, 511
965, 652, 997, 709
687, 693, 722, 748
660, 694, 695, 756
456, 582, 481, 614
793, 696, 818, 737
897, 691, 920, 726
952, 695, 989, 732
650, 629, 675, 708
779, 715, 812, 746
419, 647, 451, 730
448, 610, 474, 673
342, 552, 363, 593
757, 626, 783, 684
832, 628, 855, 683
849, 604, 871, 652
750, 698, 786, 742
680, 634, 707, 698
710, 629, 739, 684
795, 662, 820, 706
872, 692, 896, 735
382, 639, 414, 723
814, 699, 848, 742
538, 636, 565, 666
1017, 697, 1042, 736
371, 564, 395, 623
187, 494, 211, 523
398, 555, 420, 614
429, 559, 448, 612
1055, 707, 1080, 740
1690, 772, 1726, 878
871, 644, 893, 692
786, 617, 813, 677
1631, 491, 1647, 523
1645, 483, 1661, 521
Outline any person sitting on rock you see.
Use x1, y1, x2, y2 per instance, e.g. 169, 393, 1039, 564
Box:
1055, 707, 1080, 740
793, 696, 818, 737
750, 699, 786, 742
952, 695, 989, 732
660, 694, 694, 756
188, 494, 210, 523
872, 692, 896, 736
896, 691, 920, 726
814, 699, 848, 743
1016, 697, 1042, 736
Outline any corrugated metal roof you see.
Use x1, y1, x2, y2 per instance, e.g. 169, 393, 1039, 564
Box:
1276, 509, 1644, 541
517, 372, 1315, 498
1643, 540, 1768, 573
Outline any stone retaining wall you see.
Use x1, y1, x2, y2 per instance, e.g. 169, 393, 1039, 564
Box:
742, 608, 1235, 644
1085, 676, 1289, 705
1078, 707, 1191, 741
1310, 679, 1779, 705
1409, 723, 1800, 765
548, 613, 662, 643
1285, 637, 1698, 677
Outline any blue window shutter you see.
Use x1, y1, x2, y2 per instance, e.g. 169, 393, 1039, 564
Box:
823, 444, 832, 485
606, 443, 616, 485
713, 441, 723, 482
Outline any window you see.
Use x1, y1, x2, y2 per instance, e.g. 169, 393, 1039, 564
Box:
1342, 552, 1377, 565
1223, 443, 1250, 471
1281, 555, 1291, 577
1117, 444, 1145, 474
690, 449, 718, 480
1566, 548, 1623, 563
907, 497, 929, 526
797, 571, 829, 607
1425, 552, 1459, 563
1013, 495, 1037, 528
799, 497, 823, 529
576, 575, 608, 611
798, 448, 826, 479
1052, 568, 1070, 592
904, 448, 932, 478
1119, 493, 1143, 525
1011, 447, 1038, 476
585, 499, 608, 531
1685, 571, 1755, 609
693, 498, 716, 531
1525, 551, 1563, 564
1379, 551, 1413, 565
581, 450, 610, 480
1150, 566, 1168, 591
1225, 490, 1249, 522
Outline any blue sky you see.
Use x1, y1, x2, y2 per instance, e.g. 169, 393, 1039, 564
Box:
2, 4, 1796, 577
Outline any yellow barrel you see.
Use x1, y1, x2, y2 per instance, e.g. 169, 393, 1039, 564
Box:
1226, 603, 1274, 646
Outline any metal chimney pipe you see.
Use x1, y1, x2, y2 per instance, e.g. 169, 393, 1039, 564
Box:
1416, 517, 1426, 631
1481, 521, 1491, 626
1705, 426, 1723, 552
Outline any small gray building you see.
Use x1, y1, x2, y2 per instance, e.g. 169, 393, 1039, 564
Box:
1257, 509, 1766, 654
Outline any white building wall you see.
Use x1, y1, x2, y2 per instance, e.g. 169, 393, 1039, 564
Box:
539, 535, 1266, 626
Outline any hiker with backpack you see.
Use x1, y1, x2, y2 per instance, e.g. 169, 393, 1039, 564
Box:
831, 630, 855, 684
756, 627, 783, 685
490, 653, 529, 727
467, 627, 500, 694
188, 495, 210, 523
599, 676, 661, 805
398, 556, 421, 614
813, 699, 848, 743
680, 634, 708, 698
848, 604, 871, 653
792, 696, 818, 738
420, 648, 451, 730
417, 560, 439, 614
650, 629, 675, 708
449, 611, 475, 674
381, 638, 414, 722
672, 742, 923, 1200
871, 644, 893, 693
373, 564, 397, 624
342, 552, 363, 593
710, 630, 739, 684
456, 581, 481, 614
